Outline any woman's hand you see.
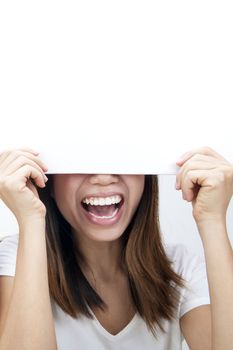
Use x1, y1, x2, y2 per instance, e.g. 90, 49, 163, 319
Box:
175, 146, 233, 225
0, 148, 48, 224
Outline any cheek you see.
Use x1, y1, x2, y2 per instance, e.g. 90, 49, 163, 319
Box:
53, 175, 78, 202
54, 191, 70, 219
130, 176, 145, 209
52, 181, 74, 216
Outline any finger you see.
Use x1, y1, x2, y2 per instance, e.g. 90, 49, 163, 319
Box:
0, 150, 48, 173
0, 147, 39, 160
16, 165, 47, 190
180, 170, 207, 201
176, 156, 218, 189
4, 156, 48, 183
176, 146, 227, 166
180, 154, 227, 168
17, 147, 39, 155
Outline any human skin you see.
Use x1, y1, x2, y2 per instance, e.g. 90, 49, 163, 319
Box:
0, 148, 56, 350
52, 174, 145, 277
176, 146, 233, 349
1, 146, 233, 349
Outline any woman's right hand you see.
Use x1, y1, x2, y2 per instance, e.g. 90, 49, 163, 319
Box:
0, 148, 48, 224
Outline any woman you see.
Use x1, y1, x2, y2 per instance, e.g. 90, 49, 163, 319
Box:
0, 146, 232, 349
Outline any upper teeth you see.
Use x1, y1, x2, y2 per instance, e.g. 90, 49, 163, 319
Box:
82, 195, 122, 206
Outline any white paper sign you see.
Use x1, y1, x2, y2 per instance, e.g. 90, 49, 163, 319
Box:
0, 1, 232, 174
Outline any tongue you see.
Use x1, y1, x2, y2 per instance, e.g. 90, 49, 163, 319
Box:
87, 204, 117, 216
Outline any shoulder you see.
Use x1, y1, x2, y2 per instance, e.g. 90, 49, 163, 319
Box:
163, 242, 205, 279
164, 243, 211, 319
0, 233, 19, 276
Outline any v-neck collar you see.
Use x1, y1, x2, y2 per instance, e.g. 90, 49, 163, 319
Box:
88, 306, 140, 342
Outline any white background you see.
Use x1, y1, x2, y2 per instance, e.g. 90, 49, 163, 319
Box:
0, 1, 233, 348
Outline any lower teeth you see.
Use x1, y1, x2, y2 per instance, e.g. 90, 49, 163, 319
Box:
88, 207, 119, 219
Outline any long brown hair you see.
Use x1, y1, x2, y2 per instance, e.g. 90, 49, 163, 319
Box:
38, 174, 185, 337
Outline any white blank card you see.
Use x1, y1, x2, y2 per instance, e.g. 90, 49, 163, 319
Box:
0, 1, 232, 174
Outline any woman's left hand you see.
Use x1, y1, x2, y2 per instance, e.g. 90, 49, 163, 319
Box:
175, 146, 233, 225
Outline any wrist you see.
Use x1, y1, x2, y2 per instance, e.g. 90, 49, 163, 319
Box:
196, 219, 228, 242
18, 216, 46, 232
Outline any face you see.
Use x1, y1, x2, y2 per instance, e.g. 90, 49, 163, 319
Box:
52, 174, 145, 242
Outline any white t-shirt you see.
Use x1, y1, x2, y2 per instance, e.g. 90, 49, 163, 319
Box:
0, 234, 210, 350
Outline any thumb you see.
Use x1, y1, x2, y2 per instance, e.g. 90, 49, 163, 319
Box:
27, 178, 40, 198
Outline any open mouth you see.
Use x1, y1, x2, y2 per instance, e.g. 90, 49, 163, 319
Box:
81, 198, 124, 217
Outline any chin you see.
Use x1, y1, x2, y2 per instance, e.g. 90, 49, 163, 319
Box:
85, 229, 124, 243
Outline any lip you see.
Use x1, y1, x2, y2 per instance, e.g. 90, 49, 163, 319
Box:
80, 198, 125, 226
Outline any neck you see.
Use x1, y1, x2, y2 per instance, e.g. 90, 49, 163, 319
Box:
72, 229, 124, 283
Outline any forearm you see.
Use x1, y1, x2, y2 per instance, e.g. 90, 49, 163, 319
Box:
198, 220, 233, 350
0, 219, 57, 350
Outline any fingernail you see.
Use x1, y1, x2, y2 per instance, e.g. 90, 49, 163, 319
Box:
176, 156, 186, 163
176, 152, 191, 163
176, 159, 183, 164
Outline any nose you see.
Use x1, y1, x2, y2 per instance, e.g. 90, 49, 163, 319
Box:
89, 174, 119, 186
